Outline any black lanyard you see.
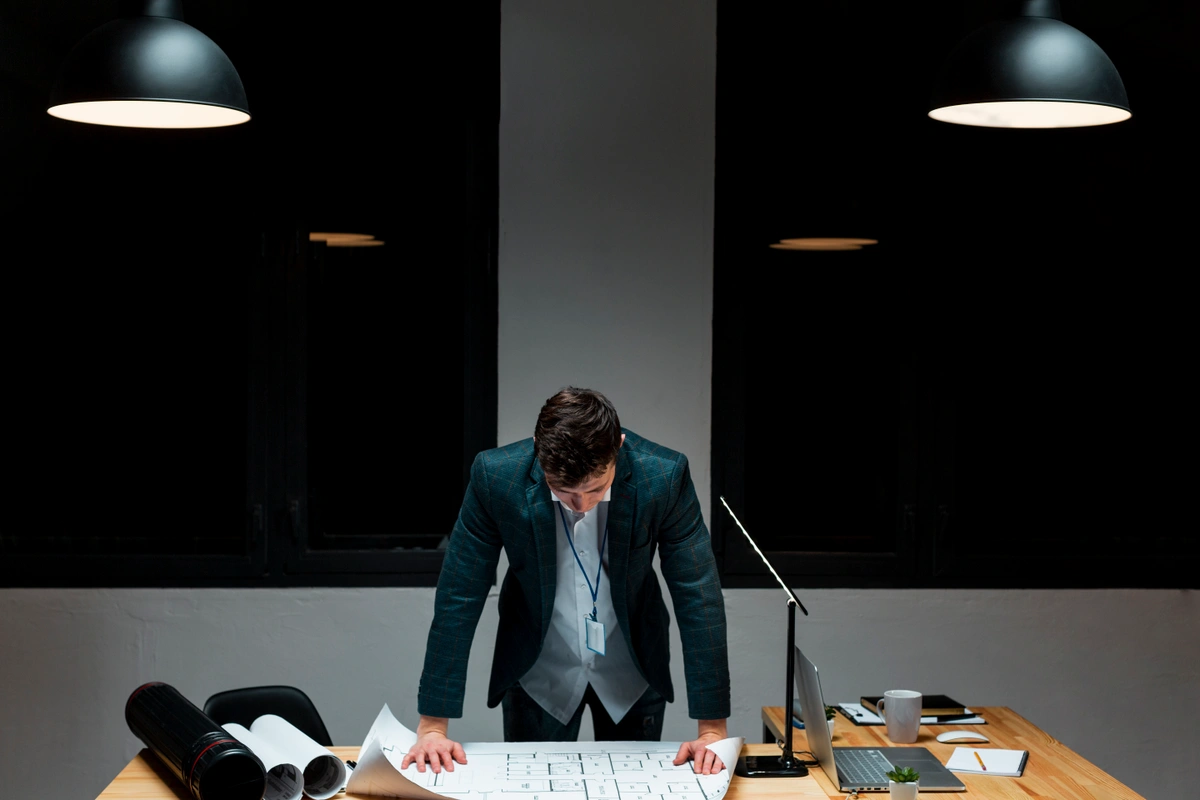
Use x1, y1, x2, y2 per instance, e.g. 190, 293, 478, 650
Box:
558, 502, 609, 621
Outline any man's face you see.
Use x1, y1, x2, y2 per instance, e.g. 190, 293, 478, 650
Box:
540, 433, 624, 514
547, 461, 616, 514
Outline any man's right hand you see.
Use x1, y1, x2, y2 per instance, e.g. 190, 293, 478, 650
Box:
401, 715, 468, 773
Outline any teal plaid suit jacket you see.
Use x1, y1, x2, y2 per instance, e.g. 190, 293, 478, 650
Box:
417, 429, 730, 721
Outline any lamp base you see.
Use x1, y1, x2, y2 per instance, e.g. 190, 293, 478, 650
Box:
733, 755, 808, 778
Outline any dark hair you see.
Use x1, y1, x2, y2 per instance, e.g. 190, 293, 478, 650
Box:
534, 387, 623, 487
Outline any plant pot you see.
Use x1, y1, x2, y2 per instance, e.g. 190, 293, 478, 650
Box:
826, 717, 836, 738
888, 780, 919, 799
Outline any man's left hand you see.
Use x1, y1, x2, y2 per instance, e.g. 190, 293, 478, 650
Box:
672, 719, 728, 774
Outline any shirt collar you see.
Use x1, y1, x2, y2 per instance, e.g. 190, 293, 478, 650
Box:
549, 486, 613, 509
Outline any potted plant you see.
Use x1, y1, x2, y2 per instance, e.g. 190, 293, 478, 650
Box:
886, 765, 920, 800
824, 705, 838, 738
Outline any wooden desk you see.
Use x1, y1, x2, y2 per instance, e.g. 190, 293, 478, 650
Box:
96, 743, 827, 800
761, 705, 1145, 799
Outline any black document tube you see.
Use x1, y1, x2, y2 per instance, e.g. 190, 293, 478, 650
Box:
125, 681, 266, 800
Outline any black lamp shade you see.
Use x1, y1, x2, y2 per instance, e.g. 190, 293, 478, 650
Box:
929, 5, 1130, 128
47, 1, 249, 129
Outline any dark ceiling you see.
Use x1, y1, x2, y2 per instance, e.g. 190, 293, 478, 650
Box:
1, 1, 1196, 260
2, 1, 484, 245
715, 0, 1198, 264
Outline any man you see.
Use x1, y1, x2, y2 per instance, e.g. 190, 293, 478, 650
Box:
403, 387, 729, 775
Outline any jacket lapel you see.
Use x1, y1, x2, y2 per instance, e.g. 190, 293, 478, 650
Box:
527, 458, 558, 641
606, 448, 636, 624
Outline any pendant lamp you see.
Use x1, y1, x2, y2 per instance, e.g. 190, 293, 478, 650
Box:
928, 0, 1130, 128
47, 0, 250, 129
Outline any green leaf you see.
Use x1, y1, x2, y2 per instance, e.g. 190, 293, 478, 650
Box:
886, 765, 920, 783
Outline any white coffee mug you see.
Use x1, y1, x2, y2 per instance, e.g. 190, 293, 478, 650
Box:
876, 689, 922, 744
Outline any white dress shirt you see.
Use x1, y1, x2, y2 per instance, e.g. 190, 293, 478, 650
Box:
517, 488, 649, 725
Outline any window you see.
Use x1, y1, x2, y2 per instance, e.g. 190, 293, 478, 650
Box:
711, 272, 1198, 589
0, 4, 499, 588
711, 3, 1197, 589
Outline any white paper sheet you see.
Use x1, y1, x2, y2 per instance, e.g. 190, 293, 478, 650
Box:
221, 713, 349, 800
945, 746, 1027, 776
345, 704, 744, 800
222, 723, 303, 800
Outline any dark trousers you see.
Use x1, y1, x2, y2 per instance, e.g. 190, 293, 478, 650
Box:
502, 683, 666, 742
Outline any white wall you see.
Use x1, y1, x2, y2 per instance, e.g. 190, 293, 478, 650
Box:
1, 588, 1196, 799
1, 3, 1196, 799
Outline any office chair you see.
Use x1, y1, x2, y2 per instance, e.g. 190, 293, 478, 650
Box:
203, 685, 334, 746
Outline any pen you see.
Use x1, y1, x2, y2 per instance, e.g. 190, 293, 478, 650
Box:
974, 751, 987, 771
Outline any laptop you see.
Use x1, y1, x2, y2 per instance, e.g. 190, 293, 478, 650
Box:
792, 645, 966, 792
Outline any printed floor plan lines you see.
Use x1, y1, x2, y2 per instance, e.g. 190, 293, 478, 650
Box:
346, 704, 744, 800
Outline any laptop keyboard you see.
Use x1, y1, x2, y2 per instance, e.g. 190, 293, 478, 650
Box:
836, 749, 894, 786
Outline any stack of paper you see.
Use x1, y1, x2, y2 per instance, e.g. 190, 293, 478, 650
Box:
837, 703, 986, 725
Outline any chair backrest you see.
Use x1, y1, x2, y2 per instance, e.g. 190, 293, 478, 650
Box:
204, 685, 333, 746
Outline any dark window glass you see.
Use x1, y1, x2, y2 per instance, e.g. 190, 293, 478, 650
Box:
0, 3, 498, 587
711, 3, 1198, 589
305, 243, 466, 554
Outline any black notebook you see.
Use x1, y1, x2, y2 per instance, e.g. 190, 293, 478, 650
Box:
861, 694, 968, 717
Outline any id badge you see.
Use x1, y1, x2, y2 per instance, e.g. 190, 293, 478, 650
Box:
585, 616, 606, 655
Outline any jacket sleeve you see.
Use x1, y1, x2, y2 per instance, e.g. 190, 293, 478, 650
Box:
656, 454, 731, 720
417, 452, 503, 718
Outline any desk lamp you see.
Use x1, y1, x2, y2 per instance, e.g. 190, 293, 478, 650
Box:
719, 496, 810, 778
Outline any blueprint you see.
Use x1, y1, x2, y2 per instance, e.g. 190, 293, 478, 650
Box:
344, 704, 744, 800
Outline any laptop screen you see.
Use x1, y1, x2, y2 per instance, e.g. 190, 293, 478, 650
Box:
792, 644, 841, 784
792, 644, 967, 792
